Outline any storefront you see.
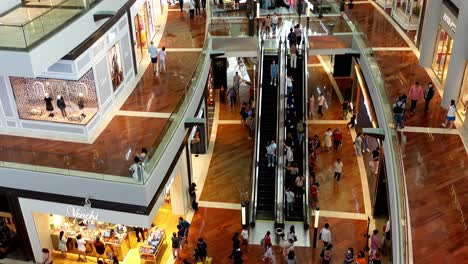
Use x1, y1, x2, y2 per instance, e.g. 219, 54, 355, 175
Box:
391, 0, 424, 31
431, 5, 457, 86
19, 146, 191, 263
457, 63, 468, 123
9, 69, 99, 125
131, 0, 157, 63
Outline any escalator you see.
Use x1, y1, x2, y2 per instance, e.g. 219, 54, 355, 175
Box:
284, 35, 310, 226
256, 54, 280, 220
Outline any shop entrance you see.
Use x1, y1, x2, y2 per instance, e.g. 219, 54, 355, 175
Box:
431, 26, 453, 85
25, 148, 191, 264
134, 4, 151, 61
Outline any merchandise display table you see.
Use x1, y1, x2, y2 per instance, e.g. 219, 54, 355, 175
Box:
139, 227, 166, 264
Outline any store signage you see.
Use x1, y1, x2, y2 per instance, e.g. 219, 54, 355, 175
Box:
66, 197, 99, 221
443, 13, 457, 33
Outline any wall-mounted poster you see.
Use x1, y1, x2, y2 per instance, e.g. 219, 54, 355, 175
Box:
108, 42, 124, 91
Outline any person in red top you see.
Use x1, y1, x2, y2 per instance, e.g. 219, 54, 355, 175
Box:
249, 85, 255, 103
408, 81, 423, 115
310, 182, 319, 209
263, 231, 271, 251
332, 128, 343, 150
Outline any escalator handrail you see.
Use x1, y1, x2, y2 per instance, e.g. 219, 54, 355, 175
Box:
275, 37, 286, 227
302, 31, 311, 229
249, 36, 265, 226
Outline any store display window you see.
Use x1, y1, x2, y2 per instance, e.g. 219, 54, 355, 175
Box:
9, 69, 98, 124
457, 63, 468, 121
134, 4, 150, 59
432, 26, 453, 85
108, 42, 124, 91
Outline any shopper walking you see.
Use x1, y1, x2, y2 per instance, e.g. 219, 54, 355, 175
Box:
343, 248, 355, 264
194, 0, 201, 16
266, 140, 277, 167
294, 24, 302, 45
287, 226, 297, 242
159, 47, 167, 73
370, 229, 380, 256
241, 226, 249, 246
270, 60, 278, 86
229, 233, 241, 258
179, 0, 184, 11
347, 0, 354, 17
262, 231, 272, 251
324, 128, 332, 151
76, 234, 86, 262
178, 217, 190, 241
333, 158, 343, 182
319, 223, 332, 246
189, 182, 197, 208
286, 250, 296, 264
354, 133, 363, 157
188, 0, 195, 20
287, 28, 297, 46
289, 44, 297, 69
264, 15, 271, 36
317, 93, 325, 117
285, 188, 295, 215
272, 13, 279, 36
148, 41, 158, 75
94, 237, 106, 263
408, 81, 423, 115
58, 231, 67, 258
342, 99, 350, 120
41, 248, 53, 264
424, 82, 435, 113
332, 128, 342, 150
393, 95, 407, 128
233, 71, 241, 95
248, 114, 256, 139
286, 74, 293, 94
196, 238, 208, 262
372, 146, 380, 174
348, 108, 357, 128
262, 243, 275, 263
356, 251, 366, 264
229, 86, 237, 107
442, 99, 457, 129
171, 233, 181, 259
321, 244, 333, 264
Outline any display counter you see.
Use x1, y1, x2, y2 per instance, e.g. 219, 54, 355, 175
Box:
139, 227, 166, 264
50, 221, 130, 261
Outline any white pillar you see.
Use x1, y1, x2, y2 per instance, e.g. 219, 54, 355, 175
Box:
442, 1, 468, 107
418, 0, 443, 67
170, 149, 190, 216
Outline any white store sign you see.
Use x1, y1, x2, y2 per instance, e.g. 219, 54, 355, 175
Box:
442, 13, 457, 33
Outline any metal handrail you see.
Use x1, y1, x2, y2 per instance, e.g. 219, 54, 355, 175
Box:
302, 31, 311, 229
249, 36, 265, 226
275, 37, 286, 228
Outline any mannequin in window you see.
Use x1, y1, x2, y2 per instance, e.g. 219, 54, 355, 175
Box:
78, 92, 86, 118
56, 95, 67, 118
44, 93, 54, 117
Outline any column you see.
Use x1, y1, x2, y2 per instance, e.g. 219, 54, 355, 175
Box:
442, 1, 468, 107
418, 0, 442, 67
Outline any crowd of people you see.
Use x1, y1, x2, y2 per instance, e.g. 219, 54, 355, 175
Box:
318, 219, 391, 264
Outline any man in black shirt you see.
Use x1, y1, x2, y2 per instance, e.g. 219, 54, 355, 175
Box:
229, 233, 241, 258
372, 147, 380, 174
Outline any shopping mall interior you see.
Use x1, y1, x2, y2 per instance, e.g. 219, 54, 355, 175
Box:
0, 0, 467, 263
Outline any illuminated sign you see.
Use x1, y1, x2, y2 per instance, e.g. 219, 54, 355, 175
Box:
442, 13, 456, 33
66, 198, 99, 221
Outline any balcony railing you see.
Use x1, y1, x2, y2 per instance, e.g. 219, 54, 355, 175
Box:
0, 0, 102, 50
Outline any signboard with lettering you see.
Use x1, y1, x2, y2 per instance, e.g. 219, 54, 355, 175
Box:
66, 206, 99, 221
440, 5, 457, 35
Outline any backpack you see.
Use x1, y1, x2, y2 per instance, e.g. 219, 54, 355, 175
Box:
393, 101, 403, 114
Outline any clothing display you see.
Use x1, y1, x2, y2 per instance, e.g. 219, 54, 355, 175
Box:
9, 69, 98, 124
57, 96, 67, 118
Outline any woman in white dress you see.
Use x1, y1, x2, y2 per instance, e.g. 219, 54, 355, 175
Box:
58, 231, 67, 258
324, 128, 333, 151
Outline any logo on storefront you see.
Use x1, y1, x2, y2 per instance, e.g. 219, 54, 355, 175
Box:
443, 13, 457, 33
66, 197, 99, 221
